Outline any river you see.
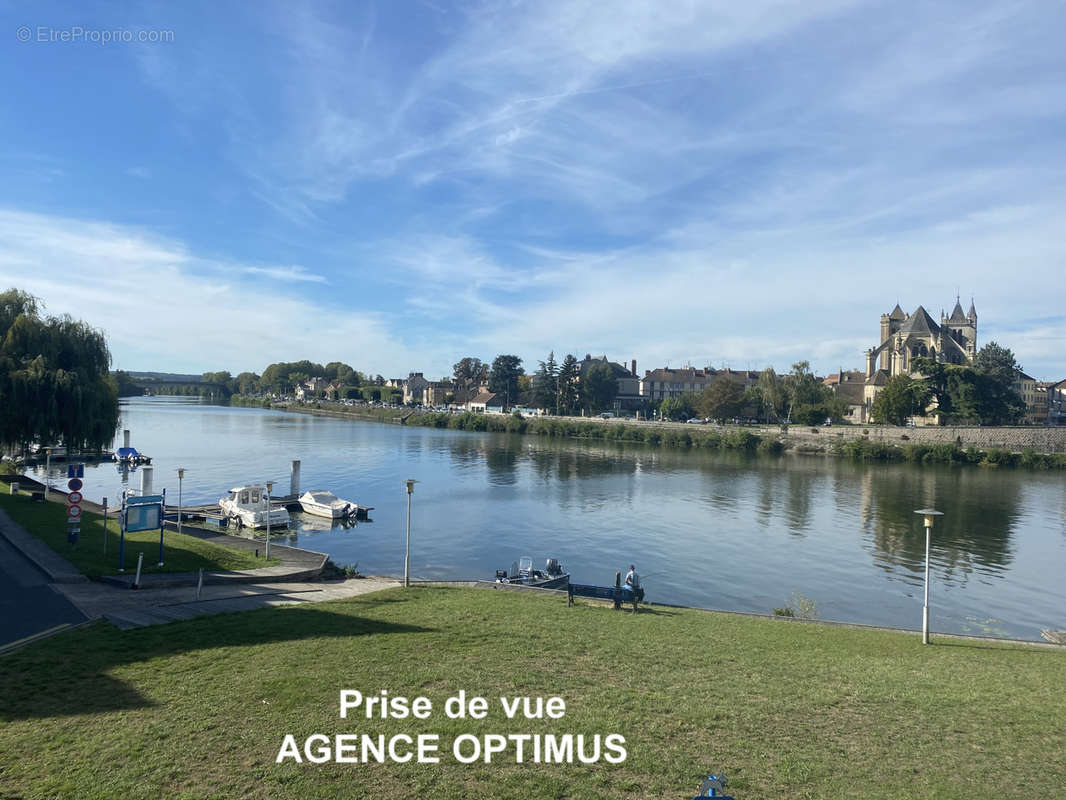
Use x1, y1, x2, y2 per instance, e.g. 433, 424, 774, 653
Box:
24, 397, 1066, 641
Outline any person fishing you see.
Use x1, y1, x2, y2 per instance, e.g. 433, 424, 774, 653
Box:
624, 564, 644, 606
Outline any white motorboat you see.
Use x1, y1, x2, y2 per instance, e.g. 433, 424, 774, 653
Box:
299, 490, 360, 520
219, 485, 290, 530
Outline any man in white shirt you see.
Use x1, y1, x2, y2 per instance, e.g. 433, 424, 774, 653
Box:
625, 565, 640, 590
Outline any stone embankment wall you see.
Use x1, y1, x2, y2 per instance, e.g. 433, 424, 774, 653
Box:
274, 402, 1066, 454
762, 424, 1066, 454
530, 415, 1066, 454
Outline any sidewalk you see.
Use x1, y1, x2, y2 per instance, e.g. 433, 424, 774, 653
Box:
56, 575, 400, 630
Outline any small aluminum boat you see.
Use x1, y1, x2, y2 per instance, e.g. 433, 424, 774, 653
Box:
494, 556, 569, 589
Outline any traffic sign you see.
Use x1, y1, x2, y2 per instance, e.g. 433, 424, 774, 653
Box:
68, 491, 83, 504
67, 478, 83, 492
67, 464, 84, 478
67, 505, 82, 520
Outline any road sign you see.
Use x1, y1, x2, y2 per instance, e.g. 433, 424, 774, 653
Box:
67, 478, 83, 492
68, 491, 83, 504
67, 464, 84, 478
67, 505, 82, 520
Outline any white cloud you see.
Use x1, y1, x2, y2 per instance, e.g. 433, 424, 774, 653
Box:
0, 209, 411, 375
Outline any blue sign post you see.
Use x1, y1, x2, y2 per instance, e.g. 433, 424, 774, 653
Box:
121, 491, 166, 572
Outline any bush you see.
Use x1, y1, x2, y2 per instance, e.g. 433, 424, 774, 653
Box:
724, 430, 759, 451
981, 448, 1018, 468
758, 438, 784, 455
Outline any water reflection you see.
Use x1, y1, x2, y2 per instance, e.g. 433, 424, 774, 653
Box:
862, 465, 1019, 583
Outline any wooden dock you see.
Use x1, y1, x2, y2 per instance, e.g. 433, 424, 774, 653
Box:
171, 495, 373, 520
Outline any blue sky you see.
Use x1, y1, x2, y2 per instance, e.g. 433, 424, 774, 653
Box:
2, 0, 1064, 380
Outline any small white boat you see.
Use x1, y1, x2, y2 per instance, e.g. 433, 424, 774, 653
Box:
219, 485, 290, 530
299, 490, 360, 520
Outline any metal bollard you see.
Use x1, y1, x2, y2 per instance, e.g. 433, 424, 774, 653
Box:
196, 567, 204, 601
133, 552, 144, 589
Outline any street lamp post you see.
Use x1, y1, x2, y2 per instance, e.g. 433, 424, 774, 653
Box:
177, 468, 185, 535
404, 479, 418, 587
44, 447, 51, 500
265, 481, 274, 560
914, 508, 943, 645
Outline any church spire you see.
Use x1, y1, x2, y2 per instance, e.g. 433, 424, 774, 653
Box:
968, 297, 977, 321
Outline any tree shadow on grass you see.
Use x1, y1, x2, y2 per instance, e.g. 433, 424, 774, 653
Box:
0, 604, 434, 721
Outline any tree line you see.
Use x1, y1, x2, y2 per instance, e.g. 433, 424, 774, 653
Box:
1, 288, 119, 451
871, 342, 1026, 425
651, 361, 847, 425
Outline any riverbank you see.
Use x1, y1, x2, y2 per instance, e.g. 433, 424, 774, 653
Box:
258, 400, 1066, 469
0, 586, 1061, 798
0, 484, 278, 579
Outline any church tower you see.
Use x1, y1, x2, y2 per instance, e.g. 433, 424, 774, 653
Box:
941, 296, 977, 363
879, 304, 907, 371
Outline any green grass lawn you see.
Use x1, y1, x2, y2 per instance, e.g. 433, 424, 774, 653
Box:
0, 490, 278, 578
0, 587, 1062, 799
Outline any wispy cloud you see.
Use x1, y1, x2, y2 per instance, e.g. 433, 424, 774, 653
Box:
4, 1, 1064, 379
242, 265, 328, 284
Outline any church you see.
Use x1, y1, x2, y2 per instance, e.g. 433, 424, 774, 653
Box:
865, 298, 977, 378
855, 298, 978, 423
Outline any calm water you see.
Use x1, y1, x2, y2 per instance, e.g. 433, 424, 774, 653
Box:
27, 397, 1066, 640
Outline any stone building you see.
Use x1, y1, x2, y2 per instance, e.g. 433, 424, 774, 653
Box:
576, 355, 642, 411
863, 298, 978, 423
639, 366, 759, 404
865, 298, 977, 379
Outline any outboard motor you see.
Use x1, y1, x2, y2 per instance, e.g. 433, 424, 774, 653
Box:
545, 558, 562, 576
495, 569, 508, 583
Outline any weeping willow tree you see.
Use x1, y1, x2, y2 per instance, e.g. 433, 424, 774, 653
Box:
0, 289, 119, 451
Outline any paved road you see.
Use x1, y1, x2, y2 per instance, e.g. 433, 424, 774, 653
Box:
0, 534, 87, 651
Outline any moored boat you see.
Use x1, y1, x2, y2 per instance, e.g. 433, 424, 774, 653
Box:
298, 490, 360, 519
219, 485, 290, 529
113, 447, 151, 465
494, 556, 569, 589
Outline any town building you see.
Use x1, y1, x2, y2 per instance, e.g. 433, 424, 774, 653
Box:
576, 355, 643, 411
1047, 379, 1066, 425
401, 373, 430, 405
294, 376, 328, 401
423, 381, 454, 407
639, 366, 759, 404
823, 370, 869, 424
1013, 369, 1041, 424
